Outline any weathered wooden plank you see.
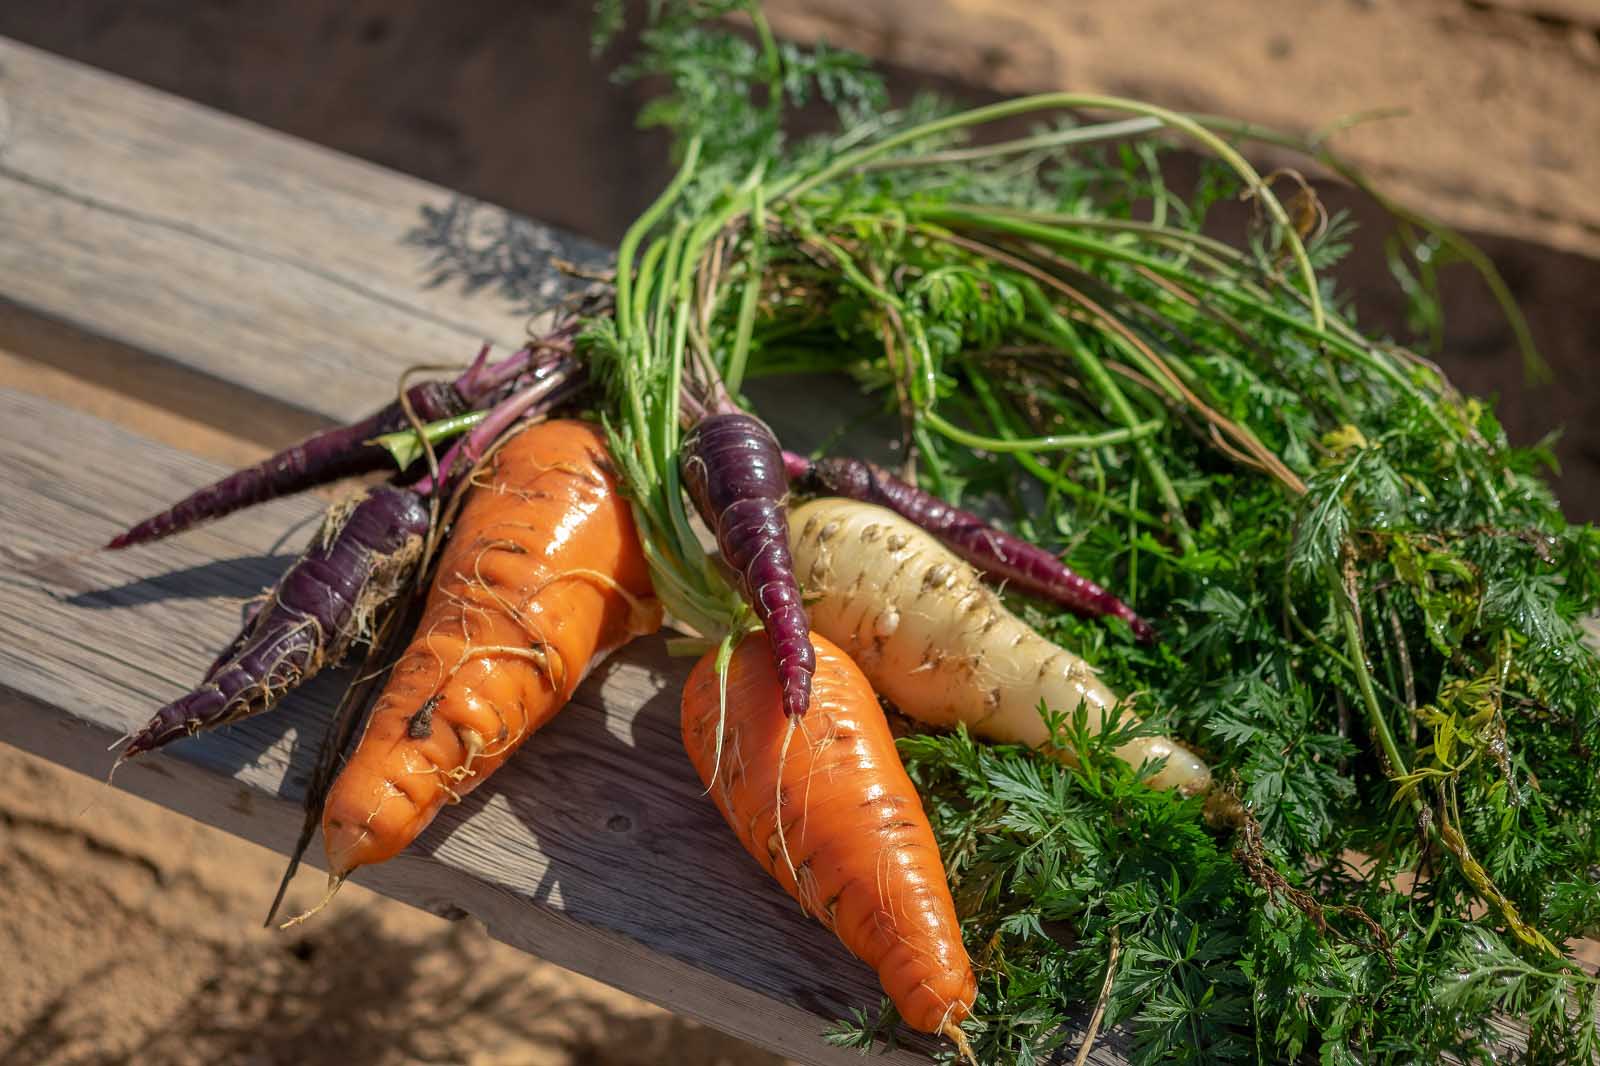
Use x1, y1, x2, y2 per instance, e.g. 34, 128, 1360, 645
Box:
0, 36, 606, 426
0, 386, 1135, 1064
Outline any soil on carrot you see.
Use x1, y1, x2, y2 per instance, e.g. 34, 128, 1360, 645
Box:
0, 745, 789, 1066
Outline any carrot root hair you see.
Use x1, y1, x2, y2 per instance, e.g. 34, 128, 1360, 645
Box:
703, 629, 740, 798
943, 1020, 977, 1066
279, 872, 348, 930
773, 715, 801, 896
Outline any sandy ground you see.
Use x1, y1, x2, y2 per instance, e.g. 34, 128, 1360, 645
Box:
0, 745, 788, 1066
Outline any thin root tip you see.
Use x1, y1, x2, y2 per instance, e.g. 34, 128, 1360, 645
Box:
780, 678, 813, 720
942, 1022, 977, 1066
278, 872, 346, 930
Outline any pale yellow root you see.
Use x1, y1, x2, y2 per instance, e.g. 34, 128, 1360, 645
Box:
788, 497, 1213, 795
278, 872, 348, 930
773, 716, 801, 896
942, 1020, 978, 1066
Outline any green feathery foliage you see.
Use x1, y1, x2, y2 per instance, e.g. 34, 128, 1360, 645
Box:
583, 3, 1600, 1061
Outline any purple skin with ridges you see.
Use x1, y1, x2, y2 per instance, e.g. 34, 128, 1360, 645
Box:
681, 413, 815, 718
106, 381, 463, 550
784, 451, 1156, 642
121, 485, 431, 758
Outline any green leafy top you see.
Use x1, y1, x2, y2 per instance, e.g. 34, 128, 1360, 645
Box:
585, 3, 1600, 1061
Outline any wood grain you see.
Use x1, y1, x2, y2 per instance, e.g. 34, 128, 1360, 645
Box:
0, 36, 606, 429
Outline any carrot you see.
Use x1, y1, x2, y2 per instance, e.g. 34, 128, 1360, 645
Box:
105, 339, 579, 550
121, 484, 430, 759
105, 381, 463, 550
316, 419, 662, 881
789, 497, 1212, 794
682, 630, 977, 1046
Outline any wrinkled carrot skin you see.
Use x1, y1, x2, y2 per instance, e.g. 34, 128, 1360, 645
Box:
321, 420, 662, 875
123, 484, 430, 759
682, 631, 976, 1036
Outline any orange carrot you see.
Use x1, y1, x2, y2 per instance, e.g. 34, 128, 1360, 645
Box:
682, 631, 977, 1045
318, 420, 661, 880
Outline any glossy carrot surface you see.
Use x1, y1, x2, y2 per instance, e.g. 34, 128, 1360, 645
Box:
682, 631, 976, 1039
321, 420, 661, 876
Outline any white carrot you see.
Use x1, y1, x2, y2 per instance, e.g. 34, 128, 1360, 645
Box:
788, 497, 1211, 794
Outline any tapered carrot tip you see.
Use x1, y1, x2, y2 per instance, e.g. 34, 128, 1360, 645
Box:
279, 872, 346, 930
943, 1021, 977, 1065
322, 816, 370, 878
322, 804, 414, 878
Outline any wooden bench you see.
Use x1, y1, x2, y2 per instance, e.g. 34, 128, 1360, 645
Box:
0, 38, 1139, 1065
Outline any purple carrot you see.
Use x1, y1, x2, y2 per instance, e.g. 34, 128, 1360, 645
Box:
784, 452, 1156, 642
681, 413, 815, 718
120, 484, 431, 759
105, 333, 581, 550
106, 380, 463, 550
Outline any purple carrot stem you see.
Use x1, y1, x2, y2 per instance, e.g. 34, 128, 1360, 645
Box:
105, 329, 582, 551
785, 451, 1156, 642
120, 484, 432, 759
412, 354, 588, 496
681, 412, 815, 717
105, 379, 464, 550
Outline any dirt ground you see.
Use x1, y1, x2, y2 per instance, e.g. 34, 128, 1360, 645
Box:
0, 745, 787, 1066
2, 1, 1598, 1064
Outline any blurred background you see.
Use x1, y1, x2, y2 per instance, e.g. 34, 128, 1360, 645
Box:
1, 1, 1597, 1063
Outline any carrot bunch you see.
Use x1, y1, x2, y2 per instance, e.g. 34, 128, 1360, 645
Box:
101, 33, 1221, 1054
108, 286, 1200, 1060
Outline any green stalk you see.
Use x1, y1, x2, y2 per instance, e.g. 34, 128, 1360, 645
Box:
1332, 571, 1412, 793
1029, 285, 1195, 551
725, 182, 767, 396
1193, 113, 1547, 382
964, 370, 1164, 528
370, 410, 488, 469
650, 224, 688, 360
916, 204, 1463, 446
924, 411, 1162, 453
856, 116, 1163, 171
777, 91, 1325, 329
616, 136, 702, 335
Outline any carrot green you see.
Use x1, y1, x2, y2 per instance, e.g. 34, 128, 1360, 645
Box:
587, 2, 1600, 1061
